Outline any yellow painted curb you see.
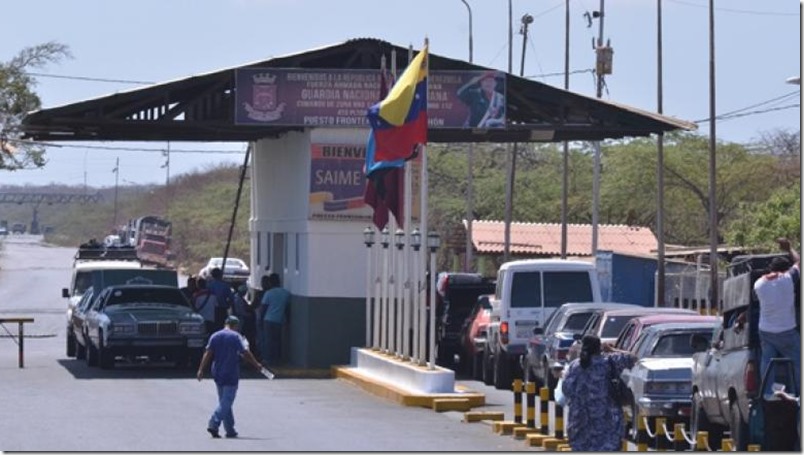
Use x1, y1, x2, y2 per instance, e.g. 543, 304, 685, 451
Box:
513, 427, 541, 440
432, 398, 472, 412
493, 421, 526, 435
463, 411, 505, 423
526, 434, 551, 447
544, 438, 567, 450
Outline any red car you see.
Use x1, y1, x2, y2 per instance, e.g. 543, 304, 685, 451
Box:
614, 313, 721, 353
458, 294, 493, 380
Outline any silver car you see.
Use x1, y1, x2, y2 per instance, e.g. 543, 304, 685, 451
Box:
621, 320, 720, 436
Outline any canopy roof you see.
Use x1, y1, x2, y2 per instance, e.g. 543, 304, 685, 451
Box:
21, 38, 695, 143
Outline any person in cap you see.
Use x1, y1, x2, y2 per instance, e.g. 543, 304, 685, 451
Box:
753, 237, 801, 391
456, 70, 506, 128
197, 315, 263, 439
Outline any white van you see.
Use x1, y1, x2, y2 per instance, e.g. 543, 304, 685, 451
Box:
483, 259, 602, 389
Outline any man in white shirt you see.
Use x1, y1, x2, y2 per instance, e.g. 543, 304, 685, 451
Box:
753, 237, 800, 389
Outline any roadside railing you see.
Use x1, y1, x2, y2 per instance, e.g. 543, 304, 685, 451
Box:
0, 317, 35, 368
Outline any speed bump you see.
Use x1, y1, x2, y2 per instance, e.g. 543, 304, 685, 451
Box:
432, 398, 472, 412
463, 411, 505, 423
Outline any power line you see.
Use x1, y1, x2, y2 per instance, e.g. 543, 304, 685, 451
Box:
7, 138, 245, 154
24, 72, 154, 85
694, 104, 800, 123
526, 68, 595, 79
667, 0, 798, 17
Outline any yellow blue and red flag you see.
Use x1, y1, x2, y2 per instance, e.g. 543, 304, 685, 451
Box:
366, 44, 428, 164
364, 59, 403, 229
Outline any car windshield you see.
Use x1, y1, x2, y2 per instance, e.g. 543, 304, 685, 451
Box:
650, 331, 712, 357
106, 288, 188, 308
212, 258, 245, 268
563, 312, 593, 332
601, 315, 635, 338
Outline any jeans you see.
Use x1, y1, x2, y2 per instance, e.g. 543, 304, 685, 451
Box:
208, 383, 238, 436
759, 328, 801, 394
263, 321, 283, 366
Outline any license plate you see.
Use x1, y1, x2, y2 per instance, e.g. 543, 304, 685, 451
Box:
515, 321, 536, 339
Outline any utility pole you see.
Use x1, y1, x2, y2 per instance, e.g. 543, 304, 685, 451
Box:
656, 0, 666, 306
112, 157, 119, 228
560, 0, 570, 259
591, 0, 609, 260
503, 0, 515, 262
461, 0, 475, 272
707, 0, 718, 314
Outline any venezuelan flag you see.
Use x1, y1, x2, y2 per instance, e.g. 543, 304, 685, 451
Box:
366, 45, 428, 163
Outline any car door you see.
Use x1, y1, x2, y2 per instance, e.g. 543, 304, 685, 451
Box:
698, 324, 723, 418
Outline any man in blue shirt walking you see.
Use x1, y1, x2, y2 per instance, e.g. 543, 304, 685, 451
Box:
197, 315, 263, 438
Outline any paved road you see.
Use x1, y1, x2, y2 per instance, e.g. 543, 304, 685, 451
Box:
0, 235, 537, 451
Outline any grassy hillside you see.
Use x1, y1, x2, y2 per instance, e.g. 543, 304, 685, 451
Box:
0, 164, 250, 276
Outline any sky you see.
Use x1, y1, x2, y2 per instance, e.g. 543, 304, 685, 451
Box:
2, 0, 800, 188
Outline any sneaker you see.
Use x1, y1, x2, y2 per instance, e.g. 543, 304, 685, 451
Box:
207, 428, 221, 439
225, 432, 238, 438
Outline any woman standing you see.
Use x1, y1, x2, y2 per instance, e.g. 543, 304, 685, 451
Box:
561, 334, 636, 451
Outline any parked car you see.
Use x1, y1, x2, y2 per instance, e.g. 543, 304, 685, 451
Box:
83, 284, 207, 369
522, 301, 639, 389
690, 253, 789, 450
457, 294, 493, 380
620, 319, 720, 438
66, 287, 97, 359
63, 258, 178, 358
614, 313, 721, 353
0, 226, 8, 236
198, 257, 250, 285
565, 306, 698, 363
435, 272, 496, 369
486, 259, 602, 390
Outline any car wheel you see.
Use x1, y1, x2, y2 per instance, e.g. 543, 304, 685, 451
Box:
86, 339, 99, 367
66, 329, 76, 357
482, 348, 494, 386
75, 336, 86, 360
493, 351, 513, 390
98, 335, 114, 370
691, 392, 722, 450
729, 402, 748, 451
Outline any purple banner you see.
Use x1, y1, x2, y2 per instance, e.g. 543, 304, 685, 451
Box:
235, 69, 506, 128
308, 143, 371, 221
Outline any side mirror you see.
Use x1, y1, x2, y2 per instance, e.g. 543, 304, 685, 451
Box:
62, 288, 70, 299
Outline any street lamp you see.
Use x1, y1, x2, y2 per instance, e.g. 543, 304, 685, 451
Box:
460, 0, 475, 273
363, 226, 376, 247
411, 228, 421, 251
426, 231, 441, 369
363, 226, 375, 348
459, 0, 473, 63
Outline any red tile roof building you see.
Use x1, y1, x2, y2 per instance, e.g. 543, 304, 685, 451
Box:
468, 220, 658, 258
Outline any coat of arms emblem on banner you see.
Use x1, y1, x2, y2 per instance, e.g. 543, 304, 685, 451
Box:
243, 72, 286, 122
